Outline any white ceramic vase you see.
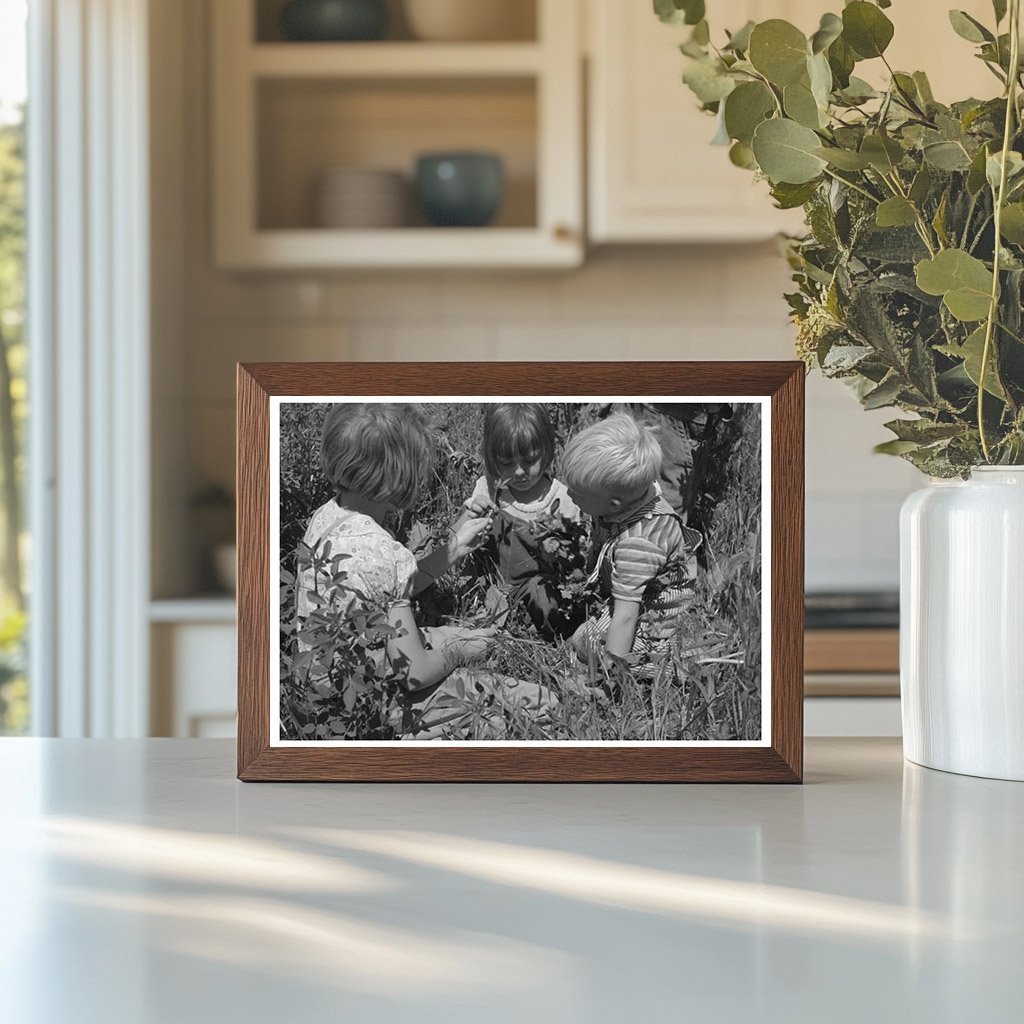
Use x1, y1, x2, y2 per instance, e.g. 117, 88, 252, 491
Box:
900, 467, 1024, 781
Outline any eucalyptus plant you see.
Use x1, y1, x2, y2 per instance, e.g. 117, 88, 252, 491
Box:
657, 0, 1024, 475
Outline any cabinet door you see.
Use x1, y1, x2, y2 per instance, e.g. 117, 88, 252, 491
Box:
588, 0, 996, 244
588, 0, 810, 242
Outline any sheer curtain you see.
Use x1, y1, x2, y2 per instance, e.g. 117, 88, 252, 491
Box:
28, 0, 150, 736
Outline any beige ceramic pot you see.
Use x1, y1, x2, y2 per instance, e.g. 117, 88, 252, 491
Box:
403, 0, 535, 41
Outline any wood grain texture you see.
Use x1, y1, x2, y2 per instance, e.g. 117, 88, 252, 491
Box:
237, 365, 271, 778
236, 361, 805, 783
804, 629, 899, 674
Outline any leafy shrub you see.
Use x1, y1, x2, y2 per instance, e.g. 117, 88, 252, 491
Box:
662, 0, 1024, 474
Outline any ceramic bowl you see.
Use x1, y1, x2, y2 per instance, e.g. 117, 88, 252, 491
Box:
415, 152, 504, 227
281, 0, 388, 42
316, 168, 407, 228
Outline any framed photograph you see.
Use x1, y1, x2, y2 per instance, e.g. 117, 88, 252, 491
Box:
237, 362, 803, 782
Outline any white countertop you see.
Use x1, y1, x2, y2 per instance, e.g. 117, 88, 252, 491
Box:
1, 738, 1021, 1023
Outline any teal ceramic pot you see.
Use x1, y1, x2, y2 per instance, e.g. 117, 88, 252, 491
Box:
415, 153, 505, 227
281, 0, 388, 41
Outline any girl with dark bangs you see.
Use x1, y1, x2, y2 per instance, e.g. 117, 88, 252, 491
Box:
459, 403, 584, 638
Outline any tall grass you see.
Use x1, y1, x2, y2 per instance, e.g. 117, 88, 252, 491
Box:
279, 402, 762, 741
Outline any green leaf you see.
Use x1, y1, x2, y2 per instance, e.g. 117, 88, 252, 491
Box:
729, 140, 758, 169
770, 180, 820, 209
723, 81, 775, 144
922, 140, 973, 171
683, 57, 736, 104
653, 0, 705, 26
1000, 203, 1024, 245
828, 36, 856, 89
909, 164, 933, 205
682, 0, 705, 25
842, 1, 895, 59
948, 10, 994, 44
986, 150, 1024, 191
814, 145, 872, 170
807, 51, 833, 110
862, 374, 903, 409
680, 37, 709, 59
875, 439, 922, 455
860, 133, 904, 173
838, 76, 878, 104
915, 249, 994, 322
884, 418, 963, 444
810, 13, 843, 55
752, 118, 828, 184
724, 20, 755, 53
940, 325, 1006, 398
913, 71, 935, 104
967, 144, 991, 194
692, 19, 710, 45
748, 20, 809, 87
784, 80, 824, 129
932, 189, 950, 246
892, 72, 923, 110
876, 197, 918, 228
993, 0, 1008, 24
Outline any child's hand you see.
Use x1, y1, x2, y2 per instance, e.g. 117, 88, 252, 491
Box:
450, 514, 492, 561
463, 493, 496, 518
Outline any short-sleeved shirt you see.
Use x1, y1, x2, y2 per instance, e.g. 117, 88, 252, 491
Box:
470, 475, 580, 525
591, 494, 699, 638
470, 475, 581, 582
296, 500, 417, 625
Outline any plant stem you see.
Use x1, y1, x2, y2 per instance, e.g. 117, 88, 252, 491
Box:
884, 170, 938, 255
979, 0, 1021, 462
822, 167, 880, 205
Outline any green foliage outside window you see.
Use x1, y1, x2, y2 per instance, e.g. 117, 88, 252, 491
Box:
0, 109, 27, 733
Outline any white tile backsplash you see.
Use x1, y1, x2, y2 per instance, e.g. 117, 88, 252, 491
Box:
182, 248, 918, 592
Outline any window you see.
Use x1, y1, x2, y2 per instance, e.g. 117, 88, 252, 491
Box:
0, 0, 28, 734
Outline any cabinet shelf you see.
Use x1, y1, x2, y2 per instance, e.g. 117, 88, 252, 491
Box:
212, 0, 582, 269
217, 226, 579, 270
249, 42, 544, 78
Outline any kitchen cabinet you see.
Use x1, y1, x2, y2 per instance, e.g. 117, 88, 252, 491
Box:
587, 0, 810, 243
587, 0, 999, 244
150, 600, 237, 738
211, 0, 583, 269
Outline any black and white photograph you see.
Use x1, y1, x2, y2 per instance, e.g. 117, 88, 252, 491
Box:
273, 397, 768, 744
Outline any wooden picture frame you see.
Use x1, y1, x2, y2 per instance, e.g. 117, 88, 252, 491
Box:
238, 362, 804, 782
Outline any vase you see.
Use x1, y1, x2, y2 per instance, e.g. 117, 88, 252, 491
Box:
280, 0, 388, 42
900, 467, 1024, 781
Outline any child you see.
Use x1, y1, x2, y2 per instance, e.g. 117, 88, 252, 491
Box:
584, 402, 732, 530
294, 402, 551, 739
459, 403, 583, 637
559, 412, 701, 664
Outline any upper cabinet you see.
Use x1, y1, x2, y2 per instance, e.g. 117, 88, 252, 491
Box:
211, 0, 584, 269
586, 0, 1001, 245
211, 0, 1006, 266
587, 0, 816, 243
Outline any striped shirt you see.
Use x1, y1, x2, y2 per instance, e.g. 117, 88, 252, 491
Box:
591, 494, 700, 640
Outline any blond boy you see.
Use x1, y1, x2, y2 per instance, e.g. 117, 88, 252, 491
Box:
560, 413, 700, 662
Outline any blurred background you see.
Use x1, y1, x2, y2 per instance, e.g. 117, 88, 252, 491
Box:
0, 0, 999, 739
